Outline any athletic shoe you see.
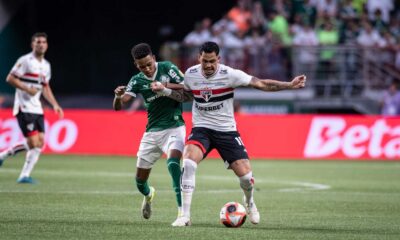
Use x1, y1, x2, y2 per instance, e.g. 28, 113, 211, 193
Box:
243, 196, 260, 224
171, 216, 191, 227
17, 176, 36, 184
142, 186, 155, 219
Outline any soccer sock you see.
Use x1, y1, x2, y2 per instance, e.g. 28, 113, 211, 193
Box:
167, 157, 182, 207
181, 159, 197, 218
135, 177, 150, 197
19, 147, 41, 178
0, 141, 29, 159
239, 171, 255, 204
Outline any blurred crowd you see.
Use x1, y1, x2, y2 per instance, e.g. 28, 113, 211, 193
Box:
169, 0, 400, 80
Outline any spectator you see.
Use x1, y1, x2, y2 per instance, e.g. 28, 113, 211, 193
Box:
228, 0, 252, 34
381, 81, 400, 116
367, 0, 394, 24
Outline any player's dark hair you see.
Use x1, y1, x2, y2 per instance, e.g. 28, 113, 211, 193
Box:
31, 32, 48, 42
199, 41, 220, 56
131, 43, 153, 60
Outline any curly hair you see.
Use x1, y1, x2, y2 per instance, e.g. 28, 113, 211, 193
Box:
131, 43, 153, 60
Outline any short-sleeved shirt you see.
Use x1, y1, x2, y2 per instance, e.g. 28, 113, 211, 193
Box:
125, 61, 185, 132
9, 52, 51, 116
184, 64, 252, 132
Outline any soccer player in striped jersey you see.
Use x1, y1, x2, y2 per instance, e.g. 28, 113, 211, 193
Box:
113, 43, 185, 225
0, 32, 64, 183
152, 41, 306, 227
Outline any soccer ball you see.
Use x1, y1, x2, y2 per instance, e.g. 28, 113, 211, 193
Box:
220, 202, 247, 228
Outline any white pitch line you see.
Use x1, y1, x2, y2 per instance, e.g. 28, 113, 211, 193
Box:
1, 168, 331, 192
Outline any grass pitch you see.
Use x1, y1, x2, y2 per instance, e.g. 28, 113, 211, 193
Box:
0, 155, 399, 240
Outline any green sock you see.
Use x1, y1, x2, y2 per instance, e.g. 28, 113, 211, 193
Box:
167, 157, 182, 207
135, 177, 150, 196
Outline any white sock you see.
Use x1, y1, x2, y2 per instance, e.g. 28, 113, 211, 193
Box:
0, 141, 29, 159
181, 159, 197, 218
239, 171, 255, 204
19, 148, 41, 178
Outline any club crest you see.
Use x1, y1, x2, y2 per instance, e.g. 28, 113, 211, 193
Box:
200, 89, 212, 102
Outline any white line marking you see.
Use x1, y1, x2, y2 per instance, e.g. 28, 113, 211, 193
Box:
1, 168, 331, 193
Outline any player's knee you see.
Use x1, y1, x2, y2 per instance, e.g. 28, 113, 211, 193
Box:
239, 172, 254, 191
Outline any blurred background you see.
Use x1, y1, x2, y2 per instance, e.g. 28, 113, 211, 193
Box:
1, 0, 400, 115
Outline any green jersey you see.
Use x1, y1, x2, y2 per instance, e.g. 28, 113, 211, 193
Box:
125, 61, 185, 132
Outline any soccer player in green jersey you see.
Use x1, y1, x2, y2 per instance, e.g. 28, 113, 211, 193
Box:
113, 43, 185, 225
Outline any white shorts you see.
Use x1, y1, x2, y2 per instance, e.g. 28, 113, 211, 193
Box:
137, 125, 186, 169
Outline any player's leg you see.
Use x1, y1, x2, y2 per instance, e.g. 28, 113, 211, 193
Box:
231, 160, 260, 224
171, 144, 203, 227
172, 127, 210, 227
136, 132, 161, 219
17, 113, 44, 183
0, 113, 32, 167
135, 166, 155, 219
162, 126, 186, 218
17, 132, 43, 183
0, 141, 29, 166
216, 131, 260, 224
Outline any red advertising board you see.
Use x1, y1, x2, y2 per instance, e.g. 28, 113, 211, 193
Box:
0, 109, 399, 160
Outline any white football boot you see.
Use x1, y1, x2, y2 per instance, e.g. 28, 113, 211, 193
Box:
142, 186, 155, 219
171, 216, 191, 227
243, 196, 260, 224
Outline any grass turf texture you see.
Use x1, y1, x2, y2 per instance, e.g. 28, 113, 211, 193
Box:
0, 155, 399, 240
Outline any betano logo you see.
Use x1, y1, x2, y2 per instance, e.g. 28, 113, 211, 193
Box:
304, 117, 400, 158
0, 118, 78, 152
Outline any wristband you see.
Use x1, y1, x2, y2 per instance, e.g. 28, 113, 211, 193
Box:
115, 94, 123, 99
161, 88, 172, 96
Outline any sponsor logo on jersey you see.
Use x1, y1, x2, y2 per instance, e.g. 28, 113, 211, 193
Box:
146, 94, 162, 102
195, 102, 224, 111
219, 69, 228, 74
160, 75, 170, 83
189, 68, 198, 73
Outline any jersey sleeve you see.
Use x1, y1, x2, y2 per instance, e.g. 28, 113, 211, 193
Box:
9, 57, 27, 78
45, 63, 51, 84
125, 76, 138, 97
167, 63, 184, 84
230, 68, 253, 88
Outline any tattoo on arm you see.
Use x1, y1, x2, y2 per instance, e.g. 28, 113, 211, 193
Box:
250, 77, 290, 91
168, 89, 193, 102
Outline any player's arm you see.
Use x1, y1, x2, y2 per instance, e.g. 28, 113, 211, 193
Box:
113, 86, 133, 111
248, 75, 306, 91
6, 74, 38, 96
42, 84, 64, 118
150, 82, 193, 102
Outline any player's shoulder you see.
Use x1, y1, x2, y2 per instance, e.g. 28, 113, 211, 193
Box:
217, 64, 233, 75
185, 64, 201, 75
16, 53, 32, 63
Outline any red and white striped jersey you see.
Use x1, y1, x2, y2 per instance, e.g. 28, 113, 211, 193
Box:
184, 64, 252, 132
9, 52, 51, 116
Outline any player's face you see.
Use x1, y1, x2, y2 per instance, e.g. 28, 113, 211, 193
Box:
135, 55, 156, 78
31, 37, 48, 56
199, 51, 220, 77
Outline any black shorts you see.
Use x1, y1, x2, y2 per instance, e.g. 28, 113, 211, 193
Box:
187, 127, 249, 166
16, 112, 45, 137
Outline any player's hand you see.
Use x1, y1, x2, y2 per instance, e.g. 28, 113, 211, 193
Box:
54, 105, 64, 119
114, 86, 126, 98
25, 86, 39, 96
290, 75, 306, 89
151, 82, 165, 92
